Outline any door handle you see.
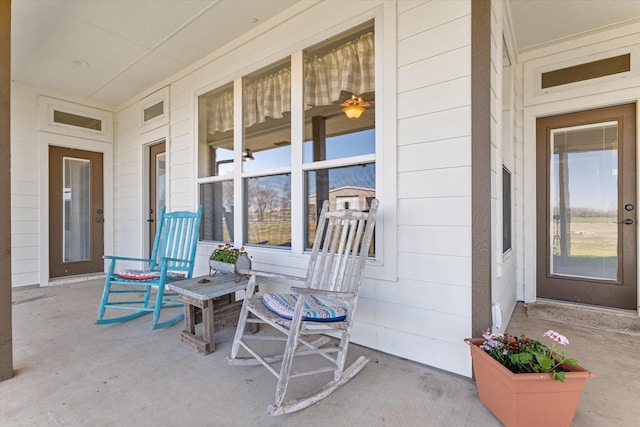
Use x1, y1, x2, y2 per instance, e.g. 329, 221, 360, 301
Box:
621, 218, 634, 225
147, 218, 154, 223
96, 218, 104, 223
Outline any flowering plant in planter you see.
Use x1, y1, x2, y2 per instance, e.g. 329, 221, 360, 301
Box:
210, 244, 246, 263
479, 330, 577, 382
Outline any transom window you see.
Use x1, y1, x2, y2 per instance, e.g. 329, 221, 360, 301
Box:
197, 22, 376, 253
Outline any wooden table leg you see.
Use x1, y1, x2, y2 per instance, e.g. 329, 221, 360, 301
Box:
184, 301, 196, 335
201, 298, 215, 353
179, 295, 213, 354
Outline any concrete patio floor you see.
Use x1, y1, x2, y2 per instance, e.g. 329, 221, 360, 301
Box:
2, 278, 639, 426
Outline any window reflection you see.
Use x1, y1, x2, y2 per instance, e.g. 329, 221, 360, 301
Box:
550, 122, 618, 280
305, 163, 375, 253
200, 181, 234, 242
245, 174, 292, 247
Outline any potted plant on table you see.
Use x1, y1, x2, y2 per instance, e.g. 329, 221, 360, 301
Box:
465, 330, 594, 427
209, 244, 251, 280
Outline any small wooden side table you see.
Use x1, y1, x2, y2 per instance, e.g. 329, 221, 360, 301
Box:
168, 274, 264, 354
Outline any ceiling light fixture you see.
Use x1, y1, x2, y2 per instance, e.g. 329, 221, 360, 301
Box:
71, 59, 90, 68
341, 95, 370, 119
243, 150, 255, 161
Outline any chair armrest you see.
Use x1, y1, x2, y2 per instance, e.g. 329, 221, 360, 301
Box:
161, 256, 191, 264
291, 286, 355, 299
103, 255, 153, 263
243, 270, 306, 282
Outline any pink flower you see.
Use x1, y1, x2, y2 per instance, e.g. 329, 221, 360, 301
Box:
544, 330, 569, 345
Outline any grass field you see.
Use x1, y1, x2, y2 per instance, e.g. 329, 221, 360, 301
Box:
564, 217, 617, 257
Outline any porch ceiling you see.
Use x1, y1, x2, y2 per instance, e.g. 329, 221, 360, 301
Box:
10, 0, 640, 109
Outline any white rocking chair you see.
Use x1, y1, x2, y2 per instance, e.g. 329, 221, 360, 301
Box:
225, 199, 379, 415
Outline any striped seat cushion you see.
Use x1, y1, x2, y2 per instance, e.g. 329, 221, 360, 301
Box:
262, 293, 347, 322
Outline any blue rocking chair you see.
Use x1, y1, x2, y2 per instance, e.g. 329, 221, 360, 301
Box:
96, 206, 202, 329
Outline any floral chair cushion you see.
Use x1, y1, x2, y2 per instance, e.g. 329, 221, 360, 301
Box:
117, 270, 161, 280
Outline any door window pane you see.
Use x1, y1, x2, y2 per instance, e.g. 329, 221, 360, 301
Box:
63, 157, 91, 262
156, 152, 166, 216
245, 174, 291, 247
198, 83, 234, 178
550, 122, 618, 280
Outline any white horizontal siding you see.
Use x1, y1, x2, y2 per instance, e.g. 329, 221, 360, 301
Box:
398, 108, 471, 146
376, 0, 473, 373
398, 167, 471, 198
397, 225, 471, 257
10, 84, 41, 287
398, 76, 471, 119
111, 101, 145, 267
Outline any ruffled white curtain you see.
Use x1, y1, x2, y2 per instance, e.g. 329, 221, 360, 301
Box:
207, 31, 374, 134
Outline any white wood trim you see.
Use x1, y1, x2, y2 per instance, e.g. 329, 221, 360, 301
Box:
139, 86, 170, 133
38, 96, 113, 142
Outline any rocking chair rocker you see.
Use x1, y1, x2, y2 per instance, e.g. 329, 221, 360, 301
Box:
96, 206, 202, 329
225, 199, 379, 415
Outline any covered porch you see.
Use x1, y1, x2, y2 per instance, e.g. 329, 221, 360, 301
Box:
3, 278, 639, 426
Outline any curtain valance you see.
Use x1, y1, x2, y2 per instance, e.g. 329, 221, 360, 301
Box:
206, 31, 374, 135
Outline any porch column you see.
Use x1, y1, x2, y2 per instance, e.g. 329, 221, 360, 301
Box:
471, 0, 492, 337
0, 0, 13, 381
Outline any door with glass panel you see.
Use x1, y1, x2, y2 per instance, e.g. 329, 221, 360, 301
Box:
536, 103, 637, 309
49, 146, 104, 278
148, 141, 166, 253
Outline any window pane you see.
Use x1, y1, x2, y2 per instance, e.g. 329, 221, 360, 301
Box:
198, 83, 234, 178
303, 24, 374, 163
63, 157, 91, 262
549, 122, 618, 280
200, 181, 234, 242
144, 101, 164, 122
54, 110, 102, 131
243, 59, 291, 172
245, 174, 291, 247
503, 166, 512, 253
305, 163, 375, 252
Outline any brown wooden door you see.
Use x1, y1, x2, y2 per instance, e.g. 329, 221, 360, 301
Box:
148, 141, 166, 253
49, 146, 104, 278
536, 103, 637, 309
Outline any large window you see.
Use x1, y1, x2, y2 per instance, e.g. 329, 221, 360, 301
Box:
197, 22, 375, 252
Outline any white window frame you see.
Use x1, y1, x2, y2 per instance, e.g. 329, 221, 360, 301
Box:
195, 4, 397, 280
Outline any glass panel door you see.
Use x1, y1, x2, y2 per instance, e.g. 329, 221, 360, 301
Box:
49, 146, 104, 278
536, 103, 637, 309
549, 122, 618, 281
